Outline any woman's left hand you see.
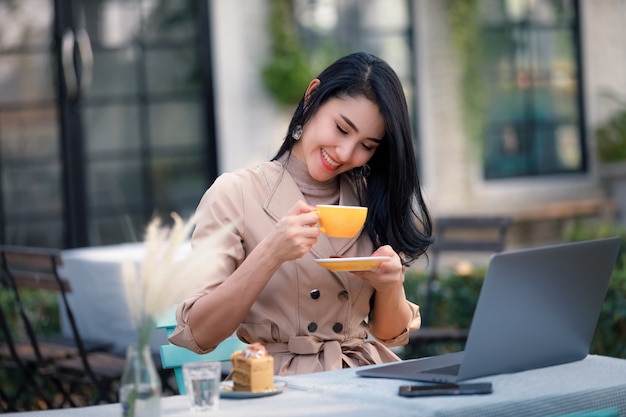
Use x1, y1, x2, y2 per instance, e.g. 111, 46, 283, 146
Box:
351, 245, 405, 293
353, 245, 413, 340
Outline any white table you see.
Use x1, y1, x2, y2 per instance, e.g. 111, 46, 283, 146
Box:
5, 355, 626, 416
58, 242, 188, 355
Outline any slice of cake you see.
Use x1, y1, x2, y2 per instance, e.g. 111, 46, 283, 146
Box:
231, 343, 275, 392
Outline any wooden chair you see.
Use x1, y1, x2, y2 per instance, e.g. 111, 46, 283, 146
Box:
156, 305, 247, 395
409, 216, 512, 352
0, 245, 126, 407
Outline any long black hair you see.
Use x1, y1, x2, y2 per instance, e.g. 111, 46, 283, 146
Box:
273, 52, 433, 265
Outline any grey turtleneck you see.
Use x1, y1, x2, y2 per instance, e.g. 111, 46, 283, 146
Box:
280, 153, 340, 206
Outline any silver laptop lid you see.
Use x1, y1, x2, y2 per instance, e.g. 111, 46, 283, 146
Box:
457, 236, 621, 380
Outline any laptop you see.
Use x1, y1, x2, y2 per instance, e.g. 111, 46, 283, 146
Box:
357, 236, 622, 383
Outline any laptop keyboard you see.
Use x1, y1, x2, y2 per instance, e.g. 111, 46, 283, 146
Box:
420, 364, 461, 376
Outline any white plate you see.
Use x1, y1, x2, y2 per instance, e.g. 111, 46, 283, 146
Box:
220, 380, 286, 399
314, 256, 391, 272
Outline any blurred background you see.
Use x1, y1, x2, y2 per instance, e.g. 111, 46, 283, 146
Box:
0, 0, 625, 250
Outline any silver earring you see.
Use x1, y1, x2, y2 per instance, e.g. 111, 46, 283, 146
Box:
292, 125, 303, 141
360, 164, 371, 177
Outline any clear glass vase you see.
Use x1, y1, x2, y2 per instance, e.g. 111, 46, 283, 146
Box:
119, 344, 162, 417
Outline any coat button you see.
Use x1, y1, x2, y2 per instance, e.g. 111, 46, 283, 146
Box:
307, 322, 318, 332
332, 322, 343, 333
337, 290, 349, 301
310, 289, 321, 299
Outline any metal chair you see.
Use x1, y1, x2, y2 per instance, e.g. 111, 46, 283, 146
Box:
156, 305, 247, 395
0, 245, 126, 407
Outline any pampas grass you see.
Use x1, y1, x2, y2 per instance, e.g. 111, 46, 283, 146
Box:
122, 212, 230, 349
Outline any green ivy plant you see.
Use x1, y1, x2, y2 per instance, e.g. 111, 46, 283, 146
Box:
261, 0, 315, 107
445, 0, 486, 154
596, 90, 626, 163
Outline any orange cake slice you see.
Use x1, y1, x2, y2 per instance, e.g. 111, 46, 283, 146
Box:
230, 342, 275, 392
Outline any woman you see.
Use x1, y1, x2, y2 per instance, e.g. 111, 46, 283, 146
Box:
170, 52, 433, 375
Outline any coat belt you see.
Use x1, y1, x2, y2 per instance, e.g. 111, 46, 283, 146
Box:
265, 336, 363, 369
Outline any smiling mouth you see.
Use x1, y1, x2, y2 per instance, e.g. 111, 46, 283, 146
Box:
321, 149, 340, 168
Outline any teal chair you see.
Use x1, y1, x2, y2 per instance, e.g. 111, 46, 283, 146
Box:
156, 305, 247, 394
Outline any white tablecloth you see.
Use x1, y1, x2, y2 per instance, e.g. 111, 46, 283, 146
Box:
58, 242, 189, 355
5, 355, 626, 416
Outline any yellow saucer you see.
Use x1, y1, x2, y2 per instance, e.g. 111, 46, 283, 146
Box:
314, 256, 391, 272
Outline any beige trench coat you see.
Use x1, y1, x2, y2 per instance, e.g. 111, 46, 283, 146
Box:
169, 160, 421, 375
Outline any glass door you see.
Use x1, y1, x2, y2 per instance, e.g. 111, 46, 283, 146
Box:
0, 0, 217, 248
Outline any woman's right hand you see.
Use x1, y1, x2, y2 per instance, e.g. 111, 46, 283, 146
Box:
265, 200, 320, 263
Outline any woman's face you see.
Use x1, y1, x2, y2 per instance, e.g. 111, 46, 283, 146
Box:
292, 95, 385, 182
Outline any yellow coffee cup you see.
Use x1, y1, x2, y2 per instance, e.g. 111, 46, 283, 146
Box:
315, 205, 368, 238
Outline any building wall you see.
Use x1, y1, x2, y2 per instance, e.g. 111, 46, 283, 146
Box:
210, 0, 291, 174
209, 1, 625, 245
581, 0, 626, 151
414, 0, 474, 215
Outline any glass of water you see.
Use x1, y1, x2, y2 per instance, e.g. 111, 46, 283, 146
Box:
182, 361, 221, 412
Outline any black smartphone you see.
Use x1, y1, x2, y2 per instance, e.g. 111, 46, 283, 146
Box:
398, 382, 492, 397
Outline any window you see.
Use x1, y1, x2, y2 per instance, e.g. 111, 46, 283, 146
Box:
479, 0, 584, 179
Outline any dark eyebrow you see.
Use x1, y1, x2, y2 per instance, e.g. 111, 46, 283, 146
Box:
340, 114, 383, 143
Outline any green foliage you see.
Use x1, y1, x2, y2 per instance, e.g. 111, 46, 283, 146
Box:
596, 110, 626, 163
261, 0, 315, 107
595, 90, 626, 163
0, 291, 63, 410
0, 289, 60, 342
405, 268, 484, 329
445, 0, 486, 153
403, 268, 483, 358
